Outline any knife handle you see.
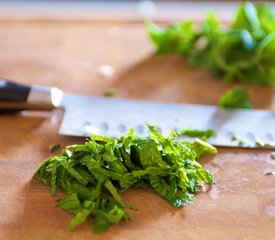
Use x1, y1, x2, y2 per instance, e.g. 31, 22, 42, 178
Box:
0, 79, 63, 110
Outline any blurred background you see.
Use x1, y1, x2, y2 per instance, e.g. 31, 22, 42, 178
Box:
0, 0, 274, 107
1, 1, 274, 23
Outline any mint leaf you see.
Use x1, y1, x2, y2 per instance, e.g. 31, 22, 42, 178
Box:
34, 125, 216, 233
219, 87, 253, 109
146, 2, 275, 85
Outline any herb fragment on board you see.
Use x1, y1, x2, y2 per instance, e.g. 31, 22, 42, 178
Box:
231, 135, 238, 141
230, 134, 247, 147
103, 88, 117, 97
49, 143, 60, 153
271, 152, 275, 159
255, 139, 266, 147
34, 124, 216, 233
146, 2, 275, 84
219, 87, 253, 109
173, 128, 215, 141
264, 169, 275, 175
238, 140, 246, 147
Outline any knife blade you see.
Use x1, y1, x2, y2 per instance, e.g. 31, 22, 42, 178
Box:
1, 79, 274, 148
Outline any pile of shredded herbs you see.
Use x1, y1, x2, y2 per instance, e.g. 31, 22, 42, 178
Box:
146, 2, 275, 85
34, 125, 216, 233
146, 1, 275, 109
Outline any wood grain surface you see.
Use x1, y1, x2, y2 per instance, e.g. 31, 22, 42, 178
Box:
0, 19, 275, 240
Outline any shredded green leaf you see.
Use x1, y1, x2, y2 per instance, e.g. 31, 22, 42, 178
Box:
34, 124, 216, 233
146, 2, 275, 84
219, 87, 253, 109
103, 88, 117, 97
49, 143, 60, 153
173, 129, 215, 141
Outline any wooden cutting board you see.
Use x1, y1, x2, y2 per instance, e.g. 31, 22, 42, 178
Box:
0, 18, 275, 240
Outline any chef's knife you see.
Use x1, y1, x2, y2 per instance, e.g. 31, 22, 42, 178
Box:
0, 79, 274, 148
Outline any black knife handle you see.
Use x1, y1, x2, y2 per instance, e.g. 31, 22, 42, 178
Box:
0, 79, 31, 102
0, 79, 63, 110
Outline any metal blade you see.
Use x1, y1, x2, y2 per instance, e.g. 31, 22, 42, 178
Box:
59, 93, 275, 148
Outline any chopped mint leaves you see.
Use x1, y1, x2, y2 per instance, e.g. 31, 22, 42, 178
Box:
34, 124, 216, 232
